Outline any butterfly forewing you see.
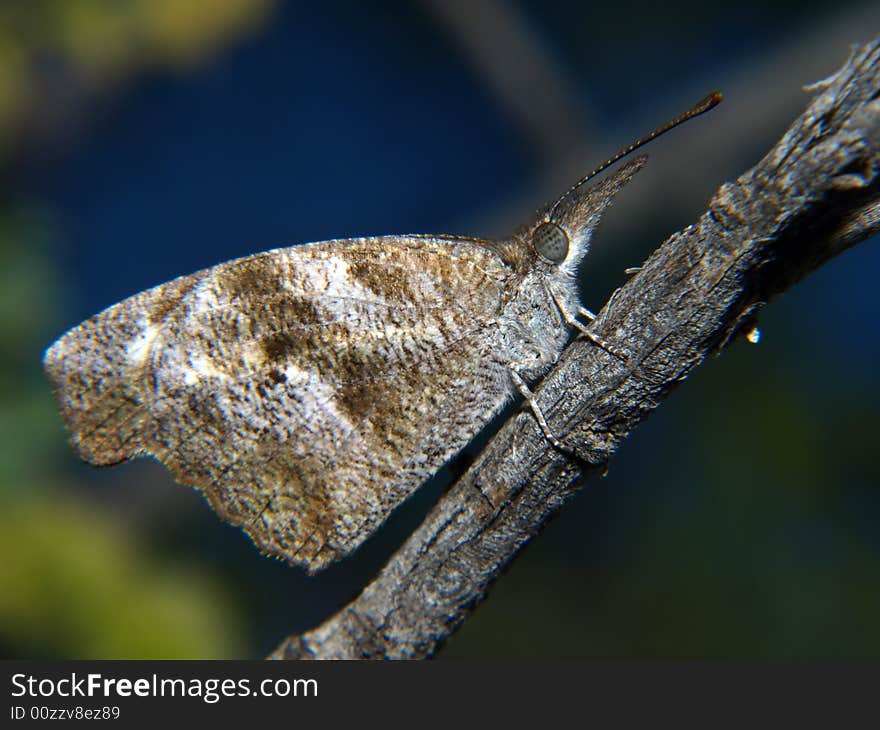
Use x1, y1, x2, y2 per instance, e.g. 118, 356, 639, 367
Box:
44, 236, 518, 571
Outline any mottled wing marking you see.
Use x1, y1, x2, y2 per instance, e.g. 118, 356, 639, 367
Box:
43, 273, 206, 466
44, 237, 517, 572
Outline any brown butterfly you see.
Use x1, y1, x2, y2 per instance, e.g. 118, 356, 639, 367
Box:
43, 93, 720, 572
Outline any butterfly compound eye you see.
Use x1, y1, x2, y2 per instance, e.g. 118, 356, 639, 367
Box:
532, 222, 569, 263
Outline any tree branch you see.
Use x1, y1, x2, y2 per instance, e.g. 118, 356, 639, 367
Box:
269, 40, 880, 660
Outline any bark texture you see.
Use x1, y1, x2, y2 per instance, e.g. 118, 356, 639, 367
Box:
270, 40, 880, 660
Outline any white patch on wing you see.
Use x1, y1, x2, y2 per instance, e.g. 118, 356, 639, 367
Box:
283, 363, 304, 382
191, 281, 222, 315
241, 341, 264, 368
282, 362, 358, 441
126, 321, 160, 365
183, 354, 226, 385
287, 252, 387, 323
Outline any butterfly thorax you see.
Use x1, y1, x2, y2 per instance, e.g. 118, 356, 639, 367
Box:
491, 240, 576, 381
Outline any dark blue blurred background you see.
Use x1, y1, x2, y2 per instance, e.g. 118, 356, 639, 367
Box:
1, 0, 878, 658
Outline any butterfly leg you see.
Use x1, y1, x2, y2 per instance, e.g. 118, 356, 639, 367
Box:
508, 363, 565, 450
546, 286, 628, 360
570, 307, 628, 360
578, 306, 597, 321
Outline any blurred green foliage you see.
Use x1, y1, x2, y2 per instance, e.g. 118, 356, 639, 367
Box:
0, 206, 61, 486
0, 493, 244, 659
0, 0, 275, 160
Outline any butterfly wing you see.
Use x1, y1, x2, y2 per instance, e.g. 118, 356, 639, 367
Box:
44, 236, 518, 572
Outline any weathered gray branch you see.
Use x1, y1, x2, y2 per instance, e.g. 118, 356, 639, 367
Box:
270, 40, 880, 660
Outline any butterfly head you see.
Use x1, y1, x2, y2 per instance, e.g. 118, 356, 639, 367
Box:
527, 155, 648, 276
526, 90, 722, 276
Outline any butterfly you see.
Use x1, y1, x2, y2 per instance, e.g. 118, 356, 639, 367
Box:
43, 93, 720, 573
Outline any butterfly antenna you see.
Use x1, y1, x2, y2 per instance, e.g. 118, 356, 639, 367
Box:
548, 91, 722, 220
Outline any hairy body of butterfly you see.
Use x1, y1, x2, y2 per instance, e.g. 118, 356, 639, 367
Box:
43, 157, 644, 572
